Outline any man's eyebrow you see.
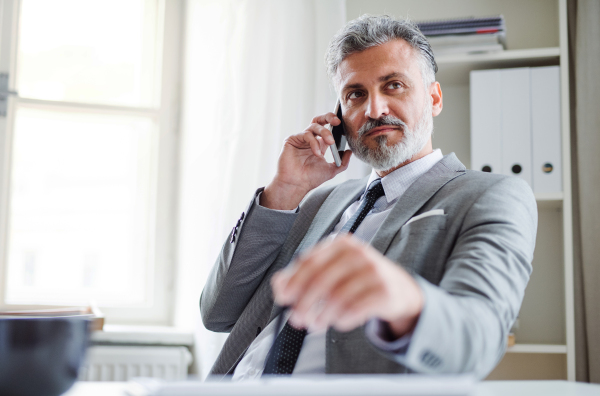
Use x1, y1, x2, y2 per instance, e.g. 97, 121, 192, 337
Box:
342, 82, 364, 91
378, 72, 409, 82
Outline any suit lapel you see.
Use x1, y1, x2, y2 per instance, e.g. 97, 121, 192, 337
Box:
370, 153, 466, 255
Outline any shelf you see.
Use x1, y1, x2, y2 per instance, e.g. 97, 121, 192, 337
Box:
437, 47, 561, 65
436, 47, 561, 84
535, 192, 563, 210
507, 344, 567, 354
535, 192, 563, 201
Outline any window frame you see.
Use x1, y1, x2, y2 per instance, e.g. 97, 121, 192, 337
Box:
0, 0, 183, 325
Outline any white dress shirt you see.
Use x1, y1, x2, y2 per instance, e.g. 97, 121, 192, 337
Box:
233, 149, 444, 380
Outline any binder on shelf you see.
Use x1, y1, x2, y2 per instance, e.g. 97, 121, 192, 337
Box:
500, 68, 532, 186
531, 66, 562, 193
470, 69, 502, 174
470, 66, 562, 194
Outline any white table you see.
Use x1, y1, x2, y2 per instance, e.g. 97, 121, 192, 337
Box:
63, 380, 600, 396
477, 381, 600, 395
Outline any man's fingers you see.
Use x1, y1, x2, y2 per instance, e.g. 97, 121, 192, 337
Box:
272, 236, 359, 305
313, 269, 380, 329
272, 235, 395, 333
312, 112, 341, 128
306, 123, 335, 146
302, 130, 323, 157
273, 238, 345, 305
317, 136, 330, 154
334, 287, 384, 332
289, 249, 363, 325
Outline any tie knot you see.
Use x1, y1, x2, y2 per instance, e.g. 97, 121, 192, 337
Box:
366, 179, 385, 201
339, 179, 386, 235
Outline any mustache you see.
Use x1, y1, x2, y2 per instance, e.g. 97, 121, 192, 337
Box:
356, 115, 408, 138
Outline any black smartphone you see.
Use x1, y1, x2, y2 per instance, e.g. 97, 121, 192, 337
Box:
328, 100, 346, 166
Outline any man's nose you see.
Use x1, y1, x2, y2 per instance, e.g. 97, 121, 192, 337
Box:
365, 94, 390, 119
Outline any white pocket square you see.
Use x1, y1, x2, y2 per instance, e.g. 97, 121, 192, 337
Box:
405, 209, 445, 225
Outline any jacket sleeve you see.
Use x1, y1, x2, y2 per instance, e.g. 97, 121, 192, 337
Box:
382, 176, 537, 379
200, 188, 299, 332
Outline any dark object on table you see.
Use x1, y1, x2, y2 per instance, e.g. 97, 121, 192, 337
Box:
0, 317, 89, 396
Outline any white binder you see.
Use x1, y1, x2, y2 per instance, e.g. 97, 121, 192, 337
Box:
470, 69, 502, 174
531, 66, 562, 193
500, 68, 532, 186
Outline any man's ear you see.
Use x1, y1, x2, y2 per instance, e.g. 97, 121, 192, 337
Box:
430, 81, 443, 117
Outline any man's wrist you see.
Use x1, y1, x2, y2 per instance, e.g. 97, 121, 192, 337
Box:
366, 318, 413, 354
387, 313, 420, 339
261, 180, 309, 210
386, 277, 424, 339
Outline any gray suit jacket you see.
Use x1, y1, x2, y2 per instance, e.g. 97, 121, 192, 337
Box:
200, 153, 537, 379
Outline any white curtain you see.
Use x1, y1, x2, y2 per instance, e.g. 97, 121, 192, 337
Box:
174, 0, 365, 378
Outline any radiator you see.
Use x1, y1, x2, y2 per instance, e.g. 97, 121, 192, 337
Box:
79, 345, 192, 381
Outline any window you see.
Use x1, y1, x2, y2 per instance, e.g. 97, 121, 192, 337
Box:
0, 0, 181, 324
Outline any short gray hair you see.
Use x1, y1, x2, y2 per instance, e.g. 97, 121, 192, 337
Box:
326, 15, 437, 89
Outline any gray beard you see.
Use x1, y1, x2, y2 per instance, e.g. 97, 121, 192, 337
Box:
346, 103, 433, 172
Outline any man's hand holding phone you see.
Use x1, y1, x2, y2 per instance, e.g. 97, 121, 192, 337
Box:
261, 111, 352, 211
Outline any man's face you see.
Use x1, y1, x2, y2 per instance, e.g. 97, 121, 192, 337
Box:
335, 39, 442, 171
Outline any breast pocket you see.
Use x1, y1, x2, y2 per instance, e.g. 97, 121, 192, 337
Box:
387, 214, 448, 285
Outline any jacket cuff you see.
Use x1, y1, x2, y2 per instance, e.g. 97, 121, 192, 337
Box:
365, 318, 413, 355
229, 187, 299, 245
255, 191, 300, 214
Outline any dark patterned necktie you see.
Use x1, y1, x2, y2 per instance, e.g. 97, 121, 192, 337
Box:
262, 179, 385, 375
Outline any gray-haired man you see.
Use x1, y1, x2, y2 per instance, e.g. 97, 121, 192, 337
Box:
200, 15, 537, 380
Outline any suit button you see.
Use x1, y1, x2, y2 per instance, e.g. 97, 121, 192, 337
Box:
230, 226, 238, 244
421, 350, 442, 368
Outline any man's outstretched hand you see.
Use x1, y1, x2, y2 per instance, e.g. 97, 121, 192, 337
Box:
271, 234, 424, 338
261, 112, 352, 210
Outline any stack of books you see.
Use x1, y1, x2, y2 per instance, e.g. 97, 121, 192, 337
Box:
416, 15, 506, 56
0, 304, 105, 331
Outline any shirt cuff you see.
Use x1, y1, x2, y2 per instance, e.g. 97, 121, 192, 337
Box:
365, 318, 413, 355
255, 191, 300, 213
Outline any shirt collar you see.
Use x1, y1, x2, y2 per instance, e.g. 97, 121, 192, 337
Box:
365, 149, 444, 203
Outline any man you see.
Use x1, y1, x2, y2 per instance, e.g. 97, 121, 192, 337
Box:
200, 15, 537, 380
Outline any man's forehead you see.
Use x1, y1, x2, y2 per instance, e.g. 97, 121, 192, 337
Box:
335, 39, 420, 90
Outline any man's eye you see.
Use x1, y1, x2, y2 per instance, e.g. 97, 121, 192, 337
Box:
348, 91, 363, 100
387, 82, 402, 89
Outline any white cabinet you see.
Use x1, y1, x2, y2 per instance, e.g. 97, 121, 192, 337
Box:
346, 0, 574, 381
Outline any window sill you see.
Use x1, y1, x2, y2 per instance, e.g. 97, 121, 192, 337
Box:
90, 324, 194, 347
